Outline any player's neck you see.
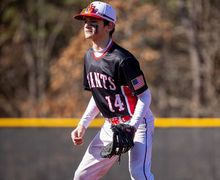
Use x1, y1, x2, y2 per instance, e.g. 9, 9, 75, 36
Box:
92, 37, 112, 52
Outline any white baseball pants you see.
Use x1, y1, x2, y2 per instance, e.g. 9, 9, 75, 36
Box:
74, 119, 154, 180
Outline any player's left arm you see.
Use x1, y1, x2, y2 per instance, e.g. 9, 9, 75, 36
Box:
129, 89, 152, 129
119, 57, 152, 129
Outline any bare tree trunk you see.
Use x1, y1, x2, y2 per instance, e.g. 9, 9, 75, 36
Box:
179, 0, 220, 117
188, 30, 201, 117
179, 0, 201, 117
22, 19, 38, 117
199, 0, 219, 115
36, 0, 47, 104
19, 0, 68, 117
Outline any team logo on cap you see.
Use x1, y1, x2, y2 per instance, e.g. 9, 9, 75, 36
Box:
85, 4, 98, 14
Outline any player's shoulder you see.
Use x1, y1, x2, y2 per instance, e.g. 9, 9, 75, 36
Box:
83, 48, 94, 63
85, 48, 93, 57
110, 42, 135, 60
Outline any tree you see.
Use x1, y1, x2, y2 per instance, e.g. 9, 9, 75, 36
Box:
0, 0, 80, 116
179, 0, 220, 116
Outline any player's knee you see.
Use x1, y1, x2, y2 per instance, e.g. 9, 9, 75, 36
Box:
73, 169, 88, 180
130, 167, 154, 180
130, 172, 154, 180
130, 168, 141, 180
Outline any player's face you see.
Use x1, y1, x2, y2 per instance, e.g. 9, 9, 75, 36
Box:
83, 17, 110, 41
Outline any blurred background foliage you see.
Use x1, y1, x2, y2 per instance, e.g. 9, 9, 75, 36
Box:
0, 0, 219, 118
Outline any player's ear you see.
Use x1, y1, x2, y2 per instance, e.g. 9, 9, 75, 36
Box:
108, 22, 115, 32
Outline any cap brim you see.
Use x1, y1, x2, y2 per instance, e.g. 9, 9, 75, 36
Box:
74, 13, 105, 21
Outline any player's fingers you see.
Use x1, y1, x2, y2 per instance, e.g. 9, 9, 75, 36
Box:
77, 130, 83, 138
73, 137, 83, 145
71, 130, 77, 139
77, 125, 86, 138
71, 125, 86, 145
71, 130, 79, 143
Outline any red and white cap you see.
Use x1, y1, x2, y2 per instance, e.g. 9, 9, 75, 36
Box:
74, 1, 116, 24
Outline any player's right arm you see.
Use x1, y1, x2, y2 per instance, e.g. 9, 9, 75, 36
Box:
71, 124, 86, 145
71, 96, 100, 145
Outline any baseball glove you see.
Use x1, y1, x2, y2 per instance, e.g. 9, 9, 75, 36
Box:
100, 124, 136, 159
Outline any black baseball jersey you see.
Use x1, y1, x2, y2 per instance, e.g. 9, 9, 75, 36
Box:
83, 41, 148, 118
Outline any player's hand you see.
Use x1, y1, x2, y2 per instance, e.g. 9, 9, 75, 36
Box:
71, 124, 86, 146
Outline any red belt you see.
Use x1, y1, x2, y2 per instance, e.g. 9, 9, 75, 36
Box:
108, 115, 131, 125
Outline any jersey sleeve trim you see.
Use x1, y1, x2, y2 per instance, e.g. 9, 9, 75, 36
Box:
119, 57, 148, 95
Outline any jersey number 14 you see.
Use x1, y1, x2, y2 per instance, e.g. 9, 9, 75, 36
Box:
105, 94, 125, 112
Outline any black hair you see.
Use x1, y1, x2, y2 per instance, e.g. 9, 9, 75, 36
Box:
103, 20, 115, 37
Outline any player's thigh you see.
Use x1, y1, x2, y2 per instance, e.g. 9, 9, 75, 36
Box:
129, 122, 154, 176
74, 123, 117, 179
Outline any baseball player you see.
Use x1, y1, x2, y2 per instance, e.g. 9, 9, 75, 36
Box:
71, 1, 154, 180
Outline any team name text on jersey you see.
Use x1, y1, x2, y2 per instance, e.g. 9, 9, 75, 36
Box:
87, 72, 116, 90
